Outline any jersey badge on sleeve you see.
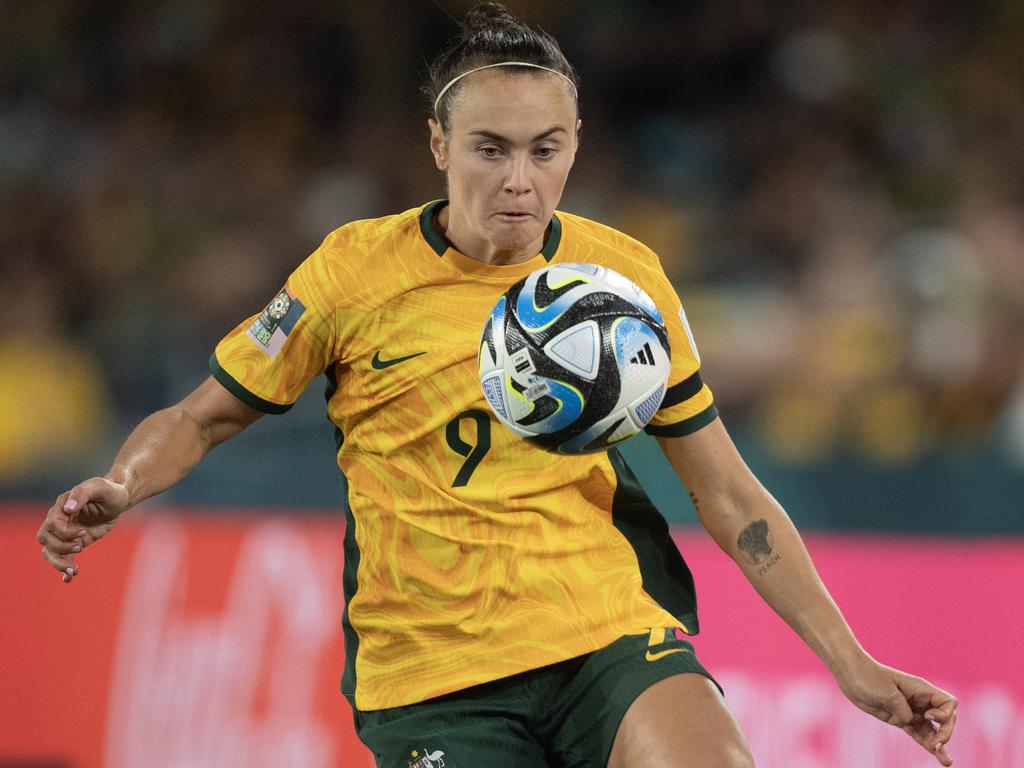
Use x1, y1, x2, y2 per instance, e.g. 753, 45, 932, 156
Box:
246, 288, 306, 358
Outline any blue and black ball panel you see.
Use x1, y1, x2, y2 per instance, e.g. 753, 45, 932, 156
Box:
495, 265, 671, 454
514, 262, 600, 333
480, 295, 507, 365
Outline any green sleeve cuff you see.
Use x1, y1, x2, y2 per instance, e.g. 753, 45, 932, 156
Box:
209, 352, 294, 414
644, 403, 718, 437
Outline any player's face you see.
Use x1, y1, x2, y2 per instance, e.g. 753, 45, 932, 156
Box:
429, 70, 580, 264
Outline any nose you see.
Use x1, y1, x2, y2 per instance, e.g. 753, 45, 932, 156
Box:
503, 154, 532, 196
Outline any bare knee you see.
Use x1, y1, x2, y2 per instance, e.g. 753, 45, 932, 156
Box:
608, 674, 755, 768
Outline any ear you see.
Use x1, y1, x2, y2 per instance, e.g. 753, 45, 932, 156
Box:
428, 118, 449, 172
566, 118, 582, 169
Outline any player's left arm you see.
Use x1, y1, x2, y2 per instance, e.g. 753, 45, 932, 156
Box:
658, 417, 958, 766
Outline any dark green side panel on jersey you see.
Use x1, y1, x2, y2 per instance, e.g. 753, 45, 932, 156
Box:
608, 448, 700, 633
324, 363, 345, 451
419, 199, 562, 262
339, 480, 362, 705
325, 364, 362, 703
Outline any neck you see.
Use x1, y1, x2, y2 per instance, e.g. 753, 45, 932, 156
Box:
436, 205, 544, 266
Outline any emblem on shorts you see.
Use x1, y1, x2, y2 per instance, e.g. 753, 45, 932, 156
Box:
644, 626, 693, 662
408, 747, 446, 768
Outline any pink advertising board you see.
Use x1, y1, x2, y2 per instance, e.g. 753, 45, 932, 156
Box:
4, 505, 1021, 767
681, 532, 1024, 767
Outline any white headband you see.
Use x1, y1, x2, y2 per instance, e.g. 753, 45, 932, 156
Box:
433, 61, 578, 116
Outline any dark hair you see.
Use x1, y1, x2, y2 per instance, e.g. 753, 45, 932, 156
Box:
425, 2, 579, 129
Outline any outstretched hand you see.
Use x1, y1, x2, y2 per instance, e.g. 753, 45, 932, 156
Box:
37, 477, 131, 583
838, 659, 957, 766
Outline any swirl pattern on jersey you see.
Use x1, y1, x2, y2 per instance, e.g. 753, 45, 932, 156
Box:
212, 203, 715, 710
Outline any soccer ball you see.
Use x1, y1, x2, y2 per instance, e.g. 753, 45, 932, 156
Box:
478, 262, 671, 454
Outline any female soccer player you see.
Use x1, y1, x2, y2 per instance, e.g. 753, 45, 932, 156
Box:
38, 4, 956, 766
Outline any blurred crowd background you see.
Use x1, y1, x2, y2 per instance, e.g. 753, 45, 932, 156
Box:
2, 0, 1022, 532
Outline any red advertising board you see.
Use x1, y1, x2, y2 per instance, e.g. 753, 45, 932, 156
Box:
4, 508, 369, 767
4, 505, 1022, 767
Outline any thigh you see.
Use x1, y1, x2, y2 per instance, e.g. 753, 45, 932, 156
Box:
608, 673, 754, 768
540, 627, 733, 768
357, 683, 550, 768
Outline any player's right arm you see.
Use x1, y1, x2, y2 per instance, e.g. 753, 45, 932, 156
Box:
37, 377, 262, 583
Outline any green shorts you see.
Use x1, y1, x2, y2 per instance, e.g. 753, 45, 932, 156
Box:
355, 628, 719, 768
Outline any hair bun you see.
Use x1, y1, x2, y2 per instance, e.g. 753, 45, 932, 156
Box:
425, 1, 578, 126
463, 2, 520, 36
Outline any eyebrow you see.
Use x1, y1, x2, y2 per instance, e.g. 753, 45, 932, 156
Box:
467, 127, 567, 143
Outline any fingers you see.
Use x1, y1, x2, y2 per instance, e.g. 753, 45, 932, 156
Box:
37, 524, 83, 555
898, 679, 957, 766
918, 723, 953, 768
62, 482, 94, 514
873, 669, 956, 766
926, 699, 957, 766
914, 683, 957, 755
39, 543, 78, 581
925, 696, 957, 728
901, 717, 936, 754
39, 496, 86, 543
904, 715, 954, 764
37, 492, 87, 583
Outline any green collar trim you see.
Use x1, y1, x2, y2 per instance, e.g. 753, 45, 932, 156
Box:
419, 199, 561, 262
419, 200, 450, 257
540, 211, 561, 262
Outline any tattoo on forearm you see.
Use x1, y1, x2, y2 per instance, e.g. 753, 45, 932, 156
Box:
737, 519, 782, 575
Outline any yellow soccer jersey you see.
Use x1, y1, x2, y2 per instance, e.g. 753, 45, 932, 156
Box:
211, 201, 717, 711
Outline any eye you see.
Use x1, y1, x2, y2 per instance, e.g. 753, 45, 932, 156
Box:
535, 146, 557, 160
479, 146, 502, 159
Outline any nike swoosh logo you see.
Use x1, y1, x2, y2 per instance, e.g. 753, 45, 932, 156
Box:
644, 647, 692, 662
371, 351, 426, 369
